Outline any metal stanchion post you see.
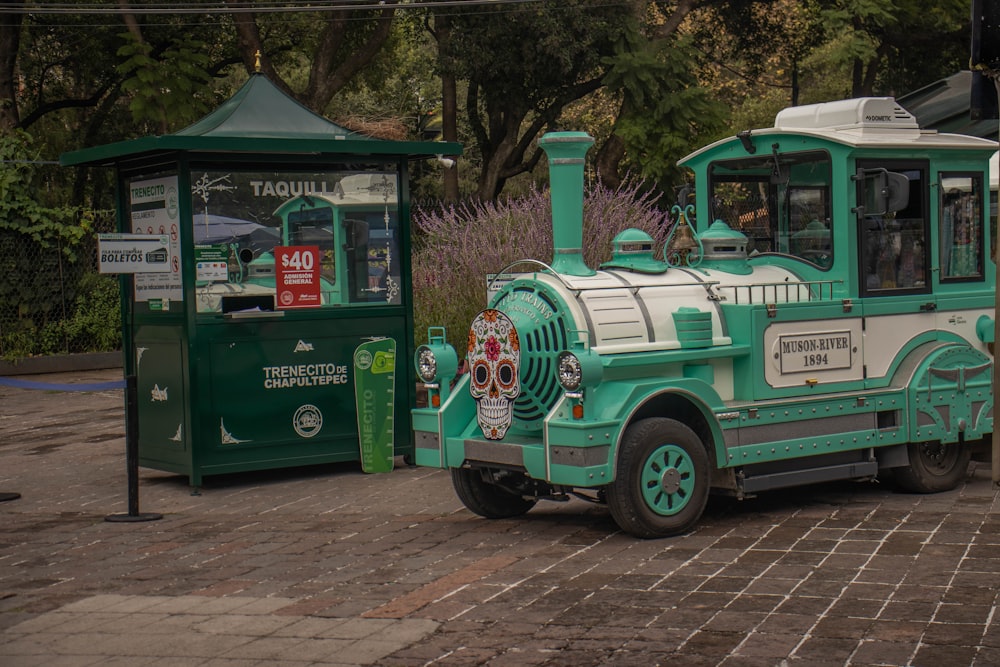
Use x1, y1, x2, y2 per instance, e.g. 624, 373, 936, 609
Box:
105, 374, 162, 522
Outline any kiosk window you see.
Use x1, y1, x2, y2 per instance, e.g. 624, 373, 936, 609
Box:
190, 169, 402, 313
939, 173, 984, 281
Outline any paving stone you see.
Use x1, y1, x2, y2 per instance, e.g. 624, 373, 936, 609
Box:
4, 369, 1000, 665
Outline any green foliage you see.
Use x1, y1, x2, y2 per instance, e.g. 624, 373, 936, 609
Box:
0, 131, 84, 256
324, 24, 438, 136
43, 273, 122, 356
1, 273, 121, 361
604, 34, 727, 184
807, 0, 968, 96
0, 131, 108, 360
118, 32, 214, 129
440, 1, 636, 198
446, 1, 625, 108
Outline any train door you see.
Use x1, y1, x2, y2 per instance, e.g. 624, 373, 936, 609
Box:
855, 160, 934, 384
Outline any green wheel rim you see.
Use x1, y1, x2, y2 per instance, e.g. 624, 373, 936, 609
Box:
641, 444, 696, 516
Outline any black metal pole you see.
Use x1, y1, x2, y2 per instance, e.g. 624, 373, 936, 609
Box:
105, 375, 162, 523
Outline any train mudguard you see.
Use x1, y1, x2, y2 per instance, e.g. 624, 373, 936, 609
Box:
581, 378, 728, 471
413, 374, 475, 468
908, 345, 993, 444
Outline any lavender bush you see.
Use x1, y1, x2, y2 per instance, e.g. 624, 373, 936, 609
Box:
412, 177, 673, 353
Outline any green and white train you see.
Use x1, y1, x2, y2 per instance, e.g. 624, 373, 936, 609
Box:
412, 97, 998, 538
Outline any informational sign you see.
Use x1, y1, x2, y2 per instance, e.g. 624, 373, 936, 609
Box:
778, 330, 853, 373
129, 175, 182, 302
274, 245, 321, 309
97, 234, 172, 274
194, 244, 230, 282
353, 338, 396, 473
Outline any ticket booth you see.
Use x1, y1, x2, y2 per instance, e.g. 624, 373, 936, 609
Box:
61, 73, 461, 487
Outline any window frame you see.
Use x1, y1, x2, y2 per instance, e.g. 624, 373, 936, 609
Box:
707, 149, 834, 270
855, 159, 931, 298
938, 171, 986, 284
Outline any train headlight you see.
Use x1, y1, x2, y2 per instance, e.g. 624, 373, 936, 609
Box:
555, 338, 603, 396
414, 327, 459, 407
416, 346, 438, 383
557, 352, 583, 391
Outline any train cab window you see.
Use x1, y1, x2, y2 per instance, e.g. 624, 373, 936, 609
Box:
708, 150, 833, 268
939, 173, 985, 282
856, 161, 929, 296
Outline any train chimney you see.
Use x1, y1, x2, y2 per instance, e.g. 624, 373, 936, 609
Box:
538, 131, 595, 277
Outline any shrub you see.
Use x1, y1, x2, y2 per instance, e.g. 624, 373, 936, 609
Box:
412, 177, 671, 353
0, 131, 106, 360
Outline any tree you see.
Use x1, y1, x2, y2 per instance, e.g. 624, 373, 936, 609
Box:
687, 0, 823, 133
223, 0, 400, 115
598, 23, 727, 189
595, 0, 782, 190
440, 1, 634, 200
424, 10, 460, 201
811, 0, 968, 98
0, 3, 23, 131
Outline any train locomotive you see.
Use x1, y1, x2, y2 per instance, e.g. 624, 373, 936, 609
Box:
412, 97, 998, 538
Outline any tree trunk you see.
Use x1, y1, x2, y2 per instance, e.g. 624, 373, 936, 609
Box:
224, 1, 297, 99
595, 98, 629, 190
595, 133, 625, 191
436, 15, 459, 201
301, 7, 396, 112
598, 0, 698, 188
441, 71, 459, 201
0, 6, 23, 132
791, 61, 799, 106
477, 140, 513, 201
117, 0, 143, 43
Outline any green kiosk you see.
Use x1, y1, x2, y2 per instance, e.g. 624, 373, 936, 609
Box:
62, 73, 461, 488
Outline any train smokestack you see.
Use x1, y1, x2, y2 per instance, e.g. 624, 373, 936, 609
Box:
538, 131, 595, 277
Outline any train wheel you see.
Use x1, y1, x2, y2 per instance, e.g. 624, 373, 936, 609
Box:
893, 441, 970, 493
451, 468, 536, 519
607, 418, 709, 538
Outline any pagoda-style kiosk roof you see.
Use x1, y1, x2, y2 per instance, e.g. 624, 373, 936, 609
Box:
63, 72, 460, 166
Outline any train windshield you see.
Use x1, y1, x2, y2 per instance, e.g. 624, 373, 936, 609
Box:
708, 150, 833, 268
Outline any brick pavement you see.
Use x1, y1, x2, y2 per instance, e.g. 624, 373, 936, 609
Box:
1, 369, 1000, 666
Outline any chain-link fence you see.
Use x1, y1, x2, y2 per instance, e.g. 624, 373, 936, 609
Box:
0, 210, 121, 362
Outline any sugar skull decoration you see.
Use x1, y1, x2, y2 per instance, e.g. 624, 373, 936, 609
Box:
468, 309, 520, 439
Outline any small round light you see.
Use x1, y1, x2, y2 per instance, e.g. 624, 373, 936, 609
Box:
416, 346, 437, 382
557, 351, 583, 391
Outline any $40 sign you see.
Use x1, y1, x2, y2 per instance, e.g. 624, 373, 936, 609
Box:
275, 246, 321, 309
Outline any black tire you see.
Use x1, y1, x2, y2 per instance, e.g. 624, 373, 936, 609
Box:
606, 417, 710, 539
893, 441, 971, 493
451, 468, 536, 519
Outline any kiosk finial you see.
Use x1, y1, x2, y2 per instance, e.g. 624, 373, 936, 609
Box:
254, 50, 261, 73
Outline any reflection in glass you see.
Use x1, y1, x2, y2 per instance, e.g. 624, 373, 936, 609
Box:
191, 169, 401, 313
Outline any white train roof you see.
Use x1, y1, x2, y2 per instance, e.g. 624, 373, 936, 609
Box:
681, 97, 997, 164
